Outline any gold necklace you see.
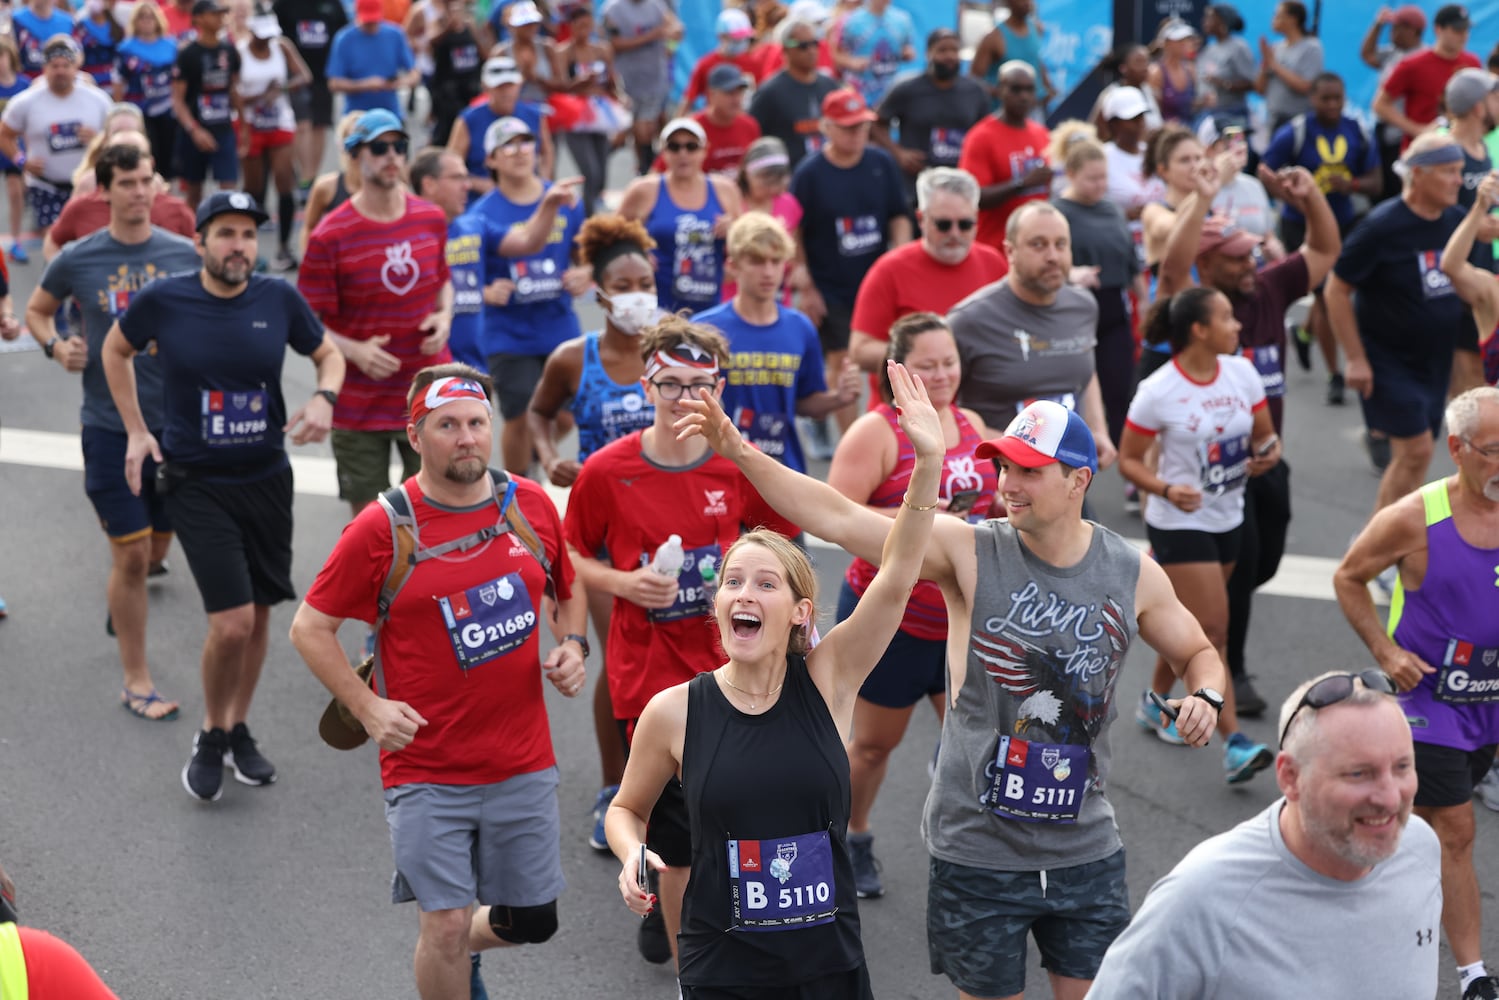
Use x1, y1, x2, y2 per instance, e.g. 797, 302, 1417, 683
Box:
719, 669, 784, 710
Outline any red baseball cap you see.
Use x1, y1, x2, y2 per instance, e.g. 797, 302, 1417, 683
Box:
821, 88, 876, 127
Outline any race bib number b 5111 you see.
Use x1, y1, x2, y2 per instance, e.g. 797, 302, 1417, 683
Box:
984, 736, 1089, 823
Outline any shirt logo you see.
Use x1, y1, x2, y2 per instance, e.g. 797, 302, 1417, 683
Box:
381, 241, 421, 296
703, 489, 728, 516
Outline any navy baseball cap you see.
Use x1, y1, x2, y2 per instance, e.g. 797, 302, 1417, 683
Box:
975, 400, 1099, 473
196, 191, 269, 232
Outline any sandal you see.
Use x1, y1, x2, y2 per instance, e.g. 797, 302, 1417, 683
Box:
121, 688, 180, 722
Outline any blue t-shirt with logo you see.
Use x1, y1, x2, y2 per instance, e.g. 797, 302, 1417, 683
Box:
457, 99, 546, 186
446, 211, 505, 369
790, 145, 909, 306
13, 9, 75, 78
74, 16, 116, 86
838, 6, 915, 107
692, 301, 827, 474
474, 184, 585, 357
114, 37, 179, 117
325, 22, 413, 115
1262, 114, 1379, 227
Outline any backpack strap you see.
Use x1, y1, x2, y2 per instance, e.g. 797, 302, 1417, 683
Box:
1290, 113, 1307, 164
486, 468, 558, 611
368, 483, 420, 698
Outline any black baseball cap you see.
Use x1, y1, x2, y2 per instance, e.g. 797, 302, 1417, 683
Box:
196, 191, 269, 231
1435, 4, 1470, 29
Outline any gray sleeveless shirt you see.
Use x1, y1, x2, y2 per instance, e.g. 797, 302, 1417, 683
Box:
921, 519, 1141, 871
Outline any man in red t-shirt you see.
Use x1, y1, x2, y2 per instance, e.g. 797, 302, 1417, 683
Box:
292, 364, 586, 1000
848, 165, 1007, 401
677, 7, 769, 116
298, 109, 454, 515
958, 60, 1051, 254
1374, 3, 1479, 149
652, 64, 762, 176
42, 131, 195, 258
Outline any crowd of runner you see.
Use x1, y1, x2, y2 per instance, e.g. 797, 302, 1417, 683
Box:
1, 0, 1498, 997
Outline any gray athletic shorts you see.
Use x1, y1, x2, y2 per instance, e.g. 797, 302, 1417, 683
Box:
384, 767, 565, 912
927, 848, 1129, 997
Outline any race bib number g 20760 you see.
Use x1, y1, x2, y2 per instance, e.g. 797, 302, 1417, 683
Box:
1436, 639, 1499, 704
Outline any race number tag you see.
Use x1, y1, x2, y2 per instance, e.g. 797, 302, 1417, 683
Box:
437, 572, 537, 670
296, 20, 329, 47
727, 830, 837, 931
670, 215, 720, 307
835, 215, 881, 257
984, 736, 1089, 823
645, 543, 721, 623
47, 121, 83, 152
1417, 250, 1455, 300
198, 92, 231, 125
200, 388, 269, 447
929, 127, 965, 165
1436, 639, 1499, 704
733, 406, 794, 460
1201, 434, 1250, 496
451, 44, 479, 71
1241, 345, 1285, 398
452, 267, 482, 314
251, 100, 283, 130
509, 255, 564, 305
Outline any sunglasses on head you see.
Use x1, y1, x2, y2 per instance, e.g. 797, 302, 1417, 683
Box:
367, 138, 409, 157
666, 141, 701, 153
1279, 669, 1398, 746
930, 217, 976, 233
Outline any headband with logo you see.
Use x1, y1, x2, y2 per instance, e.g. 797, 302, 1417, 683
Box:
643, 342, 720, 381
410, 376, 492, 425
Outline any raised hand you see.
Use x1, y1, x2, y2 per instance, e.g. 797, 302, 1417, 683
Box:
888, 360, 942, 460
675, 386, 748, 463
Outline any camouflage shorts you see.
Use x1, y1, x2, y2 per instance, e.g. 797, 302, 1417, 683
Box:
927, 849, 1129, 997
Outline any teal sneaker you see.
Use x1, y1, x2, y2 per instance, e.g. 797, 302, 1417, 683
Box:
1134, 692, 1187, 746
1224, 735, 1274, 784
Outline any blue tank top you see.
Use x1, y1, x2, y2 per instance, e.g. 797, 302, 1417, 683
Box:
645, 175, 725, 314
574, 331, 654, 462
459, 99, 546, 181
995, 19, 1046, 100
1388, 480, 1499, 751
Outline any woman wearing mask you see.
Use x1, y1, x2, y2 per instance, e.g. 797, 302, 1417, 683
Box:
237, 13, 310, 271
827, 311, 995, 902
620, 117, 741, 315
527, 212, 659, 856
112, 2, 178, 180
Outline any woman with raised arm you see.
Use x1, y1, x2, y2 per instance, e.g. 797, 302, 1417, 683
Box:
1442, 171, 1499, 342
603, 360, 942, 999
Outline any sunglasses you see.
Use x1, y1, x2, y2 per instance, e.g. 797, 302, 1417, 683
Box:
666, 141, 702, 154
367, 138, 409, 157
930, 217, 976, 233
1279, 669, 1398, 746
783, 38, 817, 50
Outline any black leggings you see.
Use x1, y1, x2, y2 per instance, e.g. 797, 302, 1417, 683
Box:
145, 114, 178, 180
1092, 286, 1135, 448
1225, 459, 1291, 677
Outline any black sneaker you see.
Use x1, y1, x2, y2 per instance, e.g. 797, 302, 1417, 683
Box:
225, 722, 277, 786
1464, 976, 1499, 1000
1325, 373, 1345, 406
147, 559, 169, 578
1233, 675, 1267, 718
1365, 430, 1391, 472
637, 869, 672, 965
1291, 324, 1313, 371
848, 831, 884, 898
182, 728, 228, 801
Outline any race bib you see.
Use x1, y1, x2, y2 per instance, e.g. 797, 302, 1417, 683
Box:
1014, 392, 1076, 415
251, 100, 282, 130
296, 20, 329, 47
598, 390, 652, 438
143, 69, 173, 107
670, 215, 720, 306
984, 736, 1090, 823
451, 44, 479, 72
726, 830, 837, 931
929, 126, 965, 165
452, 267, 482, 314
200, 388, 269, 447
509, 255, 564, 305
734, 406, 794, 460
198, 91, 231, 125
1201, 433, 1250, 495
1417, 250, 1454, 300
437, 572, 538, 670
1241, 345, 1285, 398
1436, 639, 1499, 704
47, 121, 83, 153
644, 542, 721, 623
835, 215, 882, 257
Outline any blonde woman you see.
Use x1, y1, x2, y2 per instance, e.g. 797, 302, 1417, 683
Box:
112, 1, 178, 179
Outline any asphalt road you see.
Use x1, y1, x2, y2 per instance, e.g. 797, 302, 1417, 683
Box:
0, 151, 1495, 998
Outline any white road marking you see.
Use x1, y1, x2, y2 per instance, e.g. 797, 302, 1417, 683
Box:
0, 427, 1383, 605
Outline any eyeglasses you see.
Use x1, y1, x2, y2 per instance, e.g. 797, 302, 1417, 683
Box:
1463, 436, 1499, 460
1006, 82, 1037, 93
650, 379, 716, 399
366, 138, 409, 157
930, 217, 976, 233
665, 141, 702, 154
439, 172, 470, 182
782, 38, 817, 50
500, 140, 536, 155
1279, 669, 1398, 746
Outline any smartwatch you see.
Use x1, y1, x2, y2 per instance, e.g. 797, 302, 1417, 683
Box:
561, 633, 591, 658
42, 335, 60, 359
1191, 687, 1225, 712
315, 388, 339, 407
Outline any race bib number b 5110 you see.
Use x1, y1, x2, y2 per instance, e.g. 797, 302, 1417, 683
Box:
727, 830, 837, 931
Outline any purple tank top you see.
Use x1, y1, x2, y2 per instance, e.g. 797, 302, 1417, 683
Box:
1157, 62, 1195, 124
1389, 480, 1499, 750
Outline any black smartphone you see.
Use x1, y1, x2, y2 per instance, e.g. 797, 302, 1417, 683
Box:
1148, 690, 1179, 721
948, 490, 980, 515
637, 843, 650, 892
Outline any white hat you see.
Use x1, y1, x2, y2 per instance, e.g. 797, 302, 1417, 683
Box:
507, 0, 542, 26
1160, 19, 1197, 41
248, 13, 282, 38
481, 56, 522, 88
1102, 86, 1148, 121
658, 117, 707, 146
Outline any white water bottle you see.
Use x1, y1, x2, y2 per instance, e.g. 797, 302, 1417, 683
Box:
650, 534, 685, 576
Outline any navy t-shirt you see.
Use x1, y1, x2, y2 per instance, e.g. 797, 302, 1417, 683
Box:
693, 301, 827, 474
789, 146, 909, 306
1332, 199, 1466, 364
1261, 115, 1379, 227
119, 273, 325, 472
474, 183, 585, 357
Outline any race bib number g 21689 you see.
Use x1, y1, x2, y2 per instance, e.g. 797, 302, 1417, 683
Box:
437, 572, 537, 670
727, 830, 837, 931
984, 736, 1090, 824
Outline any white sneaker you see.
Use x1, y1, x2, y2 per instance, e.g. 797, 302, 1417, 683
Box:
1477, 766, 1499, 813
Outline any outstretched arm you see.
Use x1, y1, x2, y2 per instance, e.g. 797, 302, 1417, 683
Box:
1443, 174, 1499, 339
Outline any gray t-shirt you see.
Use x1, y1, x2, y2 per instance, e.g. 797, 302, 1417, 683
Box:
1055, 197, 1139, 290
40, 227, 201, 432
0, 82, 111, 186
1196, 35, 1256, 113
749, 69, 841, 170
1265, 35, 1324, 125
600, 0, 670, 97
948, 278, 1099, 430
1212, 173, 1272, 238
1089, 801, 1442, 998
921, 520, 1141, 871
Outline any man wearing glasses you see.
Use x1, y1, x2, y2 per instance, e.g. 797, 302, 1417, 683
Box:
1335, 385, 1499, 1000
1089, 669, 1441, 997
957, 60, 1052, 255
749, 12, 839, 171
299, 109, 454, 517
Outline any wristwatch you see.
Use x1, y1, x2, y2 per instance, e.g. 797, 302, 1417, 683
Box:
315, 388, 338, 407
561, 633, 591, 658
42, 335, 60, 359
1191, 687, 1226, 712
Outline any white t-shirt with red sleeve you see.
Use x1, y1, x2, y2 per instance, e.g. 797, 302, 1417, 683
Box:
563, 431, 797, 725
1125, 355, 1266, 535
303, 475, 575, 790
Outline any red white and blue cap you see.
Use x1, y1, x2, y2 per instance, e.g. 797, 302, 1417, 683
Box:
975, 400, 1098, 473
643, 341, 719, 380
410, 376, 491, 424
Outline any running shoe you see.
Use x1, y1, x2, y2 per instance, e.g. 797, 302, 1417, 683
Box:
1465, 976, 1499, 1000
1122, 483, 1141, 515
225, 722, 277, 786
1232, 675, 1267, 718
1364, 430, 1391, 472
1223, 734, 1273, 784
847, 831, 884, 899
1291, 324, 1312, 371
147, 559, 169, 578
797, 416, 834, 461
0, 595, 8, 618
1325, 372, 1345, 406
182, 728, 228, 801
589, 784, 619, 852
1476, 765, 1499, 813
271, 248, 298, 272
470, 954, 488, 1000
9, 243, 27, 264
1134, 692, 1187, 746
637, 869, 672, 965
927, 739, 941, 780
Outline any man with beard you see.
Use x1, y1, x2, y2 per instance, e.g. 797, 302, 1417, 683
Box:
291, 364, 586, 1000
299, 109, 453, 517
872, 29, 991, 205
1334, 386, 1499, 1000
1089, 670, 1441, 997
100, 191, 344, 800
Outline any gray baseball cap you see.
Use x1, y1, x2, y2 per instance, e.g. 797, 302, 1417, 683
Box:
1445, 67, 1499, 117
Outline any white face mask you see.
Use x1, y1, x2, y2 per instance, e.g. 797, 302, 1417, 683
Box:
600, 290, 659, 336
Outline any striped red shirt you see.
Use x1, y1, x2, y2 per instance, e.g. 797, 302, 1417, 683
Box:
298, 195, 452, 432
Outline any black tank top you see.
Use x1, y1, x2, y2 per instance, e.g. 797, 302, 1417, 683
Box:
329, 173, 351, 213
678, 656, 864, 990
